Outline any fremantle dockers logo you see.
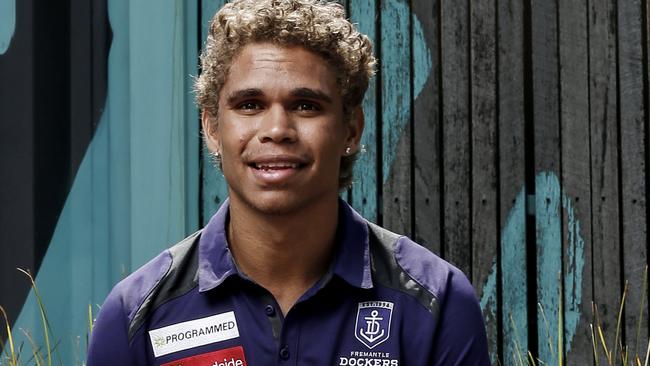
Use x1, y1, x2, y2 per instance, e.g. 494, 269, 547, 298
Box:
354, 301, 394, 349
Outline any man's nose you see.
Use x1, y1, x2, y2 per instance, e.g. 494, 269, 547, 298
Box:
258, 105, 298, 143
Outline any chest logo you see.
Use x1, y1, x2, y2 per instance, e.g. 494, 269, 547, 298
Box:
354, 301, 393, 349
149, 311, 240, 358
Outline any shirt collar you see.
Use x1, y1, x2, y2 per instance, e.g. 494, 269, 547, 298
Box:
197, 198, 373, 292
331, 199, 373, 289
197, 198, 238, 292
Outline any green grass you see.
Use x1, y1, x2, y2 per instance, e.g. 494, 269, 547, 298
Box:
0, 269, 93, 366
507, 266, 650, 366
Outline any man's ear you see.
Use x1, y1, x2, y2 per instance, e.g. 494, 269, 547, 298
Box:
201, 110, 221, 154
345, 106, 365, 154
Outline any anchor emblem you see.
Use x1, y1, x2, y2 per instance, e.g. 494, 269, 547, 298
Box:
354, 301, 393, 349
359, 310, 385, 342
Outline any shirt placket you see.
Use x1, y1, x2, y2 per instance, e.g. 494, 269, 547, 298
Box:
256, 291, 300, 366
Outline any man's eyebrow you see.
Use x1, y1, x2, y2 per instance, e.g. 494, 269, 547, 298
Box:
291, 88, 333, 104
226, 88, 264, 105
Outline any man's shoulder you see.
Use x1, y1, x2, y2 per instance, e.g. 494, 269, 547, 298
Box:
366, 222, 474, 314
105, 230, 202, 338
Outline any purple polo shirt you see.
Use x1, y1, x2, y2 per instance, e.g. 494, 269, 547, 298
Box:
87, 199, 489, 365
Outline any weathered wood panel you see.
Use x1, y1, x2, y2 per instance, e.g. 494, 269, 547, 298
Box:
558, 0, 593, 364
380, 0, 412, 236
497, 0, 528, 363
441, 0, 471, 276
349, 0, 379, 222
618, 0, 648, 360
531, 0, 562, 363
412, 0, 440, 255
589, 0, 622, 364
470, 0, 499, 362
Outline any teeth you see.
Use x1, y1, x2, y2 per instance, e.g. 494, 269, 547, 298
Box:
254, 162, 300, 170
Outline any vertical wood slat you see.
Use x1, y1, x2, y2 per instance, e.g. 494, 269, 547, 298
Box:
617, 0, 649, 360
90, 0, 115, 302
129, 0, 196, 267
531, 0, 562, 363
441, 0, 471, 276
200, 0, 229, 224
380, 0, 411, 236
470, 0, 499, 362
184, 0, 200, 233
349, 0, 379, 222
497, 0, 528, 363
412, 0, 441, 254
558, 0, 594, 364
0, 0, 37, 329
588, 0, 622, 364
105, 0, 132, 286
68, 0, 98, 330
69, 0, 93, 182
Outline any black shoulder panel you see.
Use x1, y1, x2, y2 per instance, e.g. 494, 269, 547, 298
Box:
128, 230, 202, 342
367, 223, 439, 317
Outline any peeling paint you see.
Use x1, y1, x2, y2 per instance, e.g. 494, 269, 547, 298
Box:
349, 0, 378, 221
479, 258, 498, 364
412, 14, 431, 101
536, 172, 563, 363
0, 0, 16, 54
480, 172, 584, 363
381, 0, 431, 183
480, 186, 527, 364
562, 192, 585, 354
502, 188, 528, 365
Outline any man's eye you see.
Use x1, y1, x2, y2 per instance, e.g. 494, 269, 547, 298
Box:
238, 102, 261, 110
296, 102, 320, 112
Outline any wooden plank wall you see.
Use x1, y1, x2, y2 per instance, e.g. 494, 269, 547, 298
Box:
198, 0, 650, 364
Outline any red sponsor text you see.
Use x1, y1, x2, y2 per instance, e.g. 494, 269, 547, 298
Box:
161, 346, 247, 366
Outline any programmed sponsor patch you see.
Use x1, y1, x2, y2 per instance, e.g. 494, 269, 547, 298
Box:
149, 312, 239, 357
160, 346, 247, 366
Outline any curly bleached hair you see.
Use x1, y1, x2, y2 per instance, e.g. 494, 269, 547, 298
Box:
195, 0, 376, 190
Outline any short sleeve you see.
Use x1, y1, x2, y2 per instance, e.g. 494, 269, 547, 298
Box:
431, 270, 491, 366
87, 289, 136, 366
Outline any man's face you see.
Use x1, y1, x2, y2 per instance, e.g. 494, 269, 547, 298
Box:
204, 43, 362, 215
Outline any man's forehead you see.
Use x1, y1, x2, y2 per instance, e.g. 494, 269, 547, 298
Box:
249, 47, 296, 63
232, 43, 326, 69
221, 43, 339, 97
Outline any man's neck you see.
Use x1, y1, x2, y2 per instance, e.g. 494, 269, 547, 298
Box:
226, 196, 340, 315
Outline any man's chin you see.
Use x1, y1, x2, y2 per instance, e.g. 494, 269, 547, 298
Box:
232, 189, 335, 217
238, 191, 308, 216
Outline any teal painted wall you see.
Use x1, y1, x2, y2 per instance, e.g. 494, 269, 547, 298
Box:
7, 1, 200, 362
0, 0, 14, 54
200, 0, 229, 226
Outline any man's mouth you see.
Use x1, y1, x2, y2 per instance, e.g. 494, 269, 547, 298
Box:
251, 162, 305, 170
246, 156, 309, 184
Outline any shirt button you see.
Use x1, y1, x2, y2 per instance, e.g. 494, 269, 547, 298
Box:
265, 304, 276, 316
279, 345, 290, 359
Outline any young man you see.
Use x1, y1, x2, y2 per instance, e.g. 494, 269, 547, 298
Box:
87, 1, 490, 365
